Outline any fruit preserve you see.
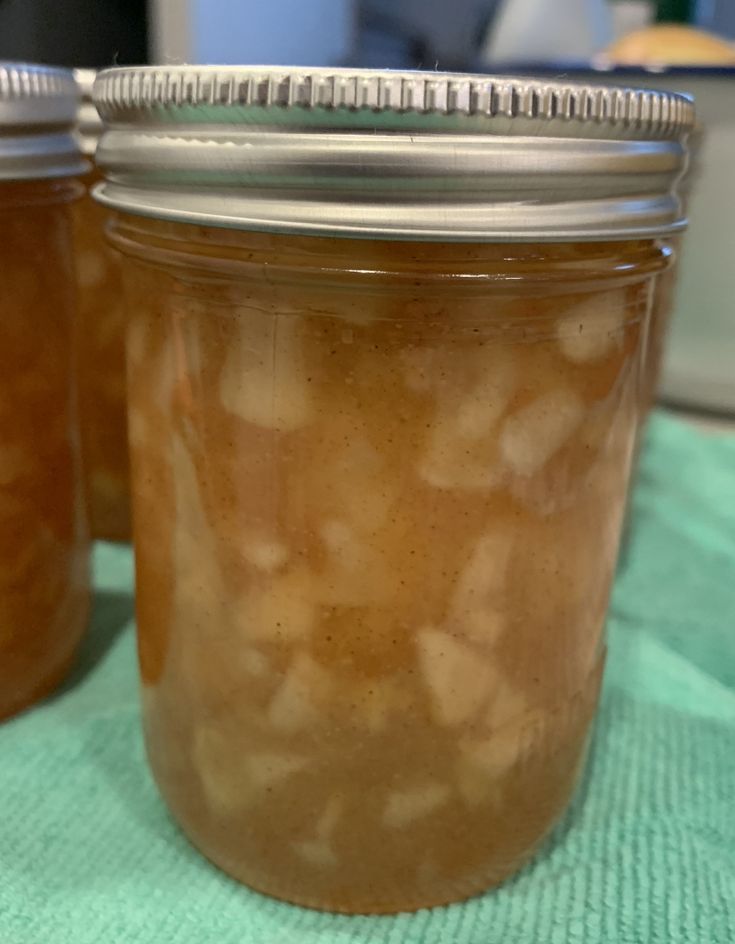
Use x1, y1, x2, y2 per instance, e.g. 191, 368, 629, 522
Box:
0, 64, 90, 720
73, 70, 130, 541
73, 169, 130, 540
94, 67, 693, 912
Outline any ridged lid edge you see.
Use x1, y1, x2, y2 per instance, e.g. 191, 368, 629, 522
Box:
0, 62, 78, 117
0, 62, 86, 178
94, 66, 695, 140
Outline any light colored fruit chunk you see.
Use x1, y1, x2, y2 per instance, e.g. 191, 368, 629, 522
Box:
457, 726, 526, 807
419, 415, 504, 491
383, 782, 451, 828
241, 648, 271, 677
400, 346, 436, 394
194, 724, 308, 812
293, 839, 338, 867
416, 628, 499, 725
241, 534, 289, 573
298, 416, 400, 535
555, 291, 625, 363
450, 532, 512, 647
455, 370, 515, 439
219, 313, 313, 431
293, 795, 342, 866
239, 568, 316, 643
418, 351, 514, 491
171, 435, 227, 616
484, 676, 529, 730
268, 652, 332, 732
500, 388, 584, 477
316, 519, 393, 606
350, 676, 410, 733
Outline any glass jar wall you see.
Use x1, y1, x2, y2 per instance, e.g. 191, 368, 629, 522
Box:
0, 179, 90, 720
112, 216, 668, 912
73, 166, 130, 541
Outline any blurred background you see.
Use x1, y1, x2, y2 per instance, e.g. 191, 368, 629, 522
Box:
1, 0, 733, 416
0, 0, 732, 70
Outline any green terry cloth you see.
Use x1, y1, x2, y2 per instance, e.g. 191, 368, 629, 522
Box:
1, 411, 734, 943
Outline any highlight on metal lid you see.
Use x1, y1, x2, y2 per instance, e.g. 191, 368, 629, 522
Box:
0, 61, 88, 181
93, 65, 695, 241
74, 68, 103, 156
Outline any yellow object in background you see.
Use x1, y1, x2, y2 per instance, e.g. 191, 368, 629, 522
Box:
604, 23, 735, 64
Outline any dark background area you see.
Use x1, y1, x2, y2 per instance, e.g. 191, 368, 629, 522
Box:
0, 0, 148, 67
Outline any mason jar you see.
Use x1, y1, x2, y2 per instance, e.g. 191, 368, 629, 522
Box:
94, 67, 692, 913
72, 68, 130, 542
0, 63, 90, 720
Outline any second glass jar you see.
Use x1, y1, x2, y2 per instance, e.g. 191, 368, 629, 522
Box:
73, 70, 131, 542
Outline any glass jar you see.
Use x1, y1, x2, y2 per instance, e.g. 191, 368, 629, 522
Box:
0, 64, 91, 720
73, 70, 130, 542
94, 67, 693, 913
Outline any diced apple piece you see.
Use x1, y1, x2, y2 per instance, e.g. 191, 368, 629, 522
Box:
247, 752, 309, 792
238, 569, 316, 643
315, 795, 343, 839
485, 677, 529, 730
170, 435, 227, 620
449, 532, 512, 647
455, 368, 515, 439
451, 532, 510, 613
193, 726, 243, 813
419, 416, 504, 491
300, 418, 400, 534
400, 346, 436, 394
241, 648, 271, 677
350, 676, 411, 733
500, 388, 584, 477
292, 795, 342, 866
383, 782, 451, 828
219, 314, 313, 432
458, 607, 506, 649
456, 721, 530, 807
316, 519, 393, 606
268, 652, 332, 732
293, 839, 338, 867
76, 248, 108, 288
418, 354, 514, 491
321, 519, 362, 567
556, 291, 625, 363
126, 408, 149, 451
416, 628, 498, 725
292, 795, 343, 868
241, 535, 289, 573
194, 724, 308, 813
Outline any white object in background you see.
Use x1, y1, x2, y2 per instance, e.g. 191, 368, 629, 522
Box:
149, 0, 355, 65
481, 0, 613, 64
610, 1, 655, 42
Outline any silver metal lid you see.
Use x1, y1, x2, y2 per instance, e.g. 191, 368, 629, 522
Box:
93, 66, 695, 241
0, 62, 88, 181
74, 68, 103, 157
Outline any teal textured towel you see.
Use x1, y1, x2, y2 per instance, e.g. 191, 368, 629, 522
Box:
1, 412, 734, 943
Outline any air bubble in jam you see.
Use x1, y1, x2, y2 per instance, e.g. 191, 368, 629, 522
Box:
116, 219, 666, 913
